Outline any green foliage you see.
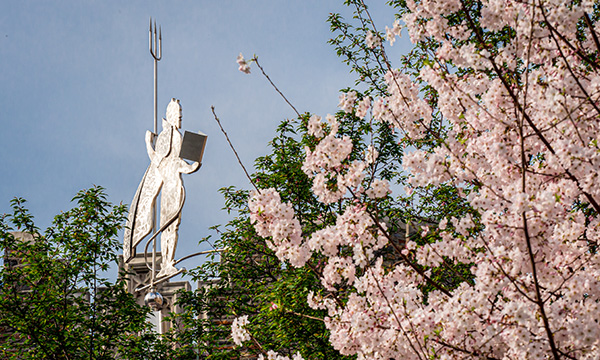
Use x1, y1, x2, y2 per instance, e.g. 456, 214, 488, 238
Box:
0, 187, 149, 359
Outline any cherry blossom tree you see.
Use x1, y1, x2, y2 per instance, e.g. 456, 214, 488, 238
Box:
236, 0, 600, 359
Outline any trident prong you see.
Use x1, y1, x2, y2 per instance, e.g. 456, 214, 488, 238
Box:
150, 18, 162, 61
149, 18, 162, 137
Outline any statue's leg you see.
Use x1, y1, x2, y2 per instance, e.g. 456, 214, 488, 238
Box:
158, 215, 181, 277
132, 166, 162, 246
158, 175, 184, 277
124, 166, 162, 263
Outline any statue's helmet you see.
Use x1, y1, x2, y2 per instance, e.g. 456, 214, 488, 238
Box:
166, 98, 182, 127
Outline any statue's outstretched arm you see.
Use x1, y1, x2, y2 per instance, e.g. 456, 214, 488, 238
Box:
179, 160, 200, 174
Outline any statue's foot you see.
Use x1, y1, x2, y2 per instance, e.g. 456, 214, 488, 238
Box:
157, 264, 179, 279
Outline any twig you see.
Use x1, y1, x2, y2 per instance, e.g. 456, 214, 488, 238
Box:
584, 13, 600, 57
284, 308, 325, 322
252, 56, 301, 118
211, 106, 260, 193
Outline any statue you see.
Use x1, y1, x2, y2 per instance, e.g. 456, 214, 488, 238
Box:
124, 98, 199, 278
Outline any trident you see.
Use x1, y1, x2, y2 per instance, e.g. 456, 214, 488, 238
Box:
149, 18, 162, 293
149, 18, 162, 136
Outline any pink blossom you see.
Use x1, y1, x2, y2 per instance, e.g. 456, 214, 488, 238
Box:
307, 114, 324, 138
365, 30, 382, 49
385, 20, 402, 46
231, 315, 250, 346
338, 91, 358, 113
355, 96, 371, 119
236, 52, 251, 74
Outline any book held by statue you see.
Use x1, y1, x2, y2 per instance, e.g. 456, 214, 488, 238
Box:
179, 131, 207, 163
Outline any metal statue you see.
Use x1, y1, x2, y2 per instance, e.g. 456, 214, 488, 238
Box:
124, 99, 200, 278
124, 20, 202, 282
123, 20, 216, 308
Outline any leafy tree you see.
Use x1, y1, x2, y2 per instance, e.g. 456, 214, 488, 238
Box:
0, 186, 149, 359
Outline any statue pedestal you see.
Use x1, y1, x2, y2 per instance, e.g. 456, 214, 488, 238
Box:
119, 252, 190, 334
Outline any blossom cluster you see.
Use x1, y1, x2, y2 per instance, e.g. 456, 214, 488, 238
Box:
302, 115, 354, 203
385, 19, 402, 46
365, 30, 381, 49
236, 53, 251, 74
338, 91, 357, 113
302, 113, 389, 203
231, 315, 250, 346
248, 188, 310, 267
309, 204, 388, 289
231, 315, 305, 360
258, 351, 304, 360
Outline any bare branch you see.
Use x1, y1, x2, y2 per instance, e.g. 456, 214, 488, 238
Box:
211, 106, 260, 193
252, 56, 301, 118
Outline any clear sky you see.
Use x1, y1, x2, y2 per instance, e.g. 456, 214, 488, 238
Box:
0, 1, 409, 276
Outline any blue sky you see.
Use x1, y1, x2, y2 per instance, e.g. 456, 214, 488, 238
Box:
0, 1, 409, 276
